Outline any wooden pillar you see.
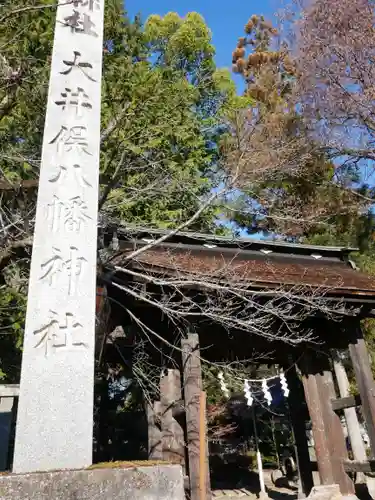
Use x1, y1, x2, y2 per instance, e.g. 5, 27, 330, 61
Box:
300, 353, 354, 494
95, 285, 111, 363
200, 391, 208, 500
349, 325, 375, 459
96, 377, 110, 463
147, 401, 163, 460
300, 354, 334, 486
317, 368, 355, 494
286, 365, 314, 497
182, 334, 211, 500
333, 355, 368, 465
333, 354, 375, 496
160, 370, 185, 468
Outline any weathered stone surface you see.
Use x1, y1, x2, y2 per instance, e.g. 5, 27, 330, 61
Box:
13, 0, 105, 474
307, 485, 342, 500
0, 464, 184, 500
258, 491, 272, 500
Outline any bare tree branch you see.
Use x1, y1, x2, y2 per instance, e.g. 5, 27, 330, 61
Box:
0, 1, 75, 24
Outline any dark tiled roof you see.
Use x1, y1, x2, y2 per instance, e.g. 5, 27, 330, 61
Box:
125, 246, 375, 296
103, 223, 375, 299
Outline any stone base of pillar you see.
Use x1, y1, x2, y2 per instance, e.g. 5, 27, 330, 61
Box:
0, 464, 185, 500
258, 491, 272, 500
307, 484, 359, 500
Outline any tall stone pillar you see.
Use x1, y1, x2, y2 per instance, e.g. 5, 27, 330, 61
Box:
13, 0, 105, 473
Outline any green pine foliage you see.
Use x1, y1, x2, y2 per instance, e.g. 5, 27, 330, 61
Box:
99, 4, 233, 230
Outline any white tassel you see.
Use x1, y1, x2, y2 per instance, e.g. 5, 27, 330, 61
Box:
280, 372, 290, 398
262, 378, 272, 406
218, 371, 230, 399
244, 379, 253, 407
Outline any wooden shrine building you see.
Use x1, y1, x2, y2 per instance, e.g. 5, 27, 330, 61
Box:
96, 223, 375, 500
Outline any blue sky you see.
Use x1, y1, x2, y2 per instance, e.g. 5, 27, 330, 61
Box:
126, 0, 275, 85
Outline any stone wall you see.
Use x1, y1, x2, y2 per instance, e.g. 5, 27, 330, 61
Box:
0, 464, 184, 500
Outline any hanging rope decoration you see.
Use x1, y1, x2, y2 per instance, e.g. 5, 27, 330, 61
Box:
217, 368, 292, 404
262, 378, 272, 406
280, 371, 289, 398
244, 379, 253, 407
218, 371, 230, 399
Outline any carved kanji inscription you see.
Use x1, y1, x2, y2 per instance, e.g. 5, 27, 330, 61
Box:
39, 246, 87, 296
73, 0, 101, 12
49, 126, 92, 156
33, 311, 87, 357
60, 51, 96, 82
63, 10, 98, 37
49, 164, 92, 189
55, 87, 92, 118
46, 195, 91, 232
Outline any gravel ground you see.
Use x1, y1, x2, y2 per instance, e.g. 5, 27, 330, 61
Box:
211, 474, 299, 500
